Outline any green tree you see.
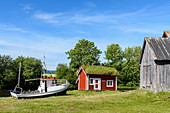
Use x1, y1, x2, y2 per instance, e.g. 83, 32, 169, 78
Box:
119, 46, 142, 86
65, 39, 102, 70
0, 55, 17, 89
23, 57, 42, 90
105, 44, 123, 65
104, 43, 123, 72
0, 55, 42, 90
56, 64, 77, 89
13, 56, 42, 90
124, 46, 141, 61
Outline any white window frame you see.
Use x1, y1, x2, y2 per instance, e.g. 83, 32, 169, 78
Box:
90, 78, 94, 85
107, 80, 113, 87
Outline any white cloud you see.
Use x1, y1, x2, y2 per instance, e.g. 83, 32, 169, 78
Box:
32, 7, 148, 25
0, 34, 81, 69
33, 12, 112, 24
33, 11, 65, 23
34, 12, 63, 20
21, 4, 33, 13
0, 24, 31, 33
0, 35, 80, 54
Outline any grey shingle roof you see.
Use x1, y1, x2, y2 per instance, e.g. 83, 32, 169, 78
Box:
139, 37, 170, 64
147, 37, 170, 60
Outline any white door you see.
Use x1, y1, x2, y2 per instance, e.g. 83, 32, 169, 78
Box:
94, 78, 101, 90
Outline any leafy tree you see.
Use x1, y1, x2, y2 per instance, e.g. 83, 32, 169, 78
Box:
124, 46, 141, 61
0, 55, 16, 89
65, 39, 102, 70
22, 57, 42, 90
0, 55, 42, 90
105, 44, 123, 64
119, 46, 142, 86
13, 56, 42, 90
56, 64, 77, 89
104, 44, 123, 70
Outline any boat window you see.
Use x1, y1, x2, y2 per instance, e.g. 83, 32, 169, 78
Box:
42, 80, 44, 83
52, 80, 55, 84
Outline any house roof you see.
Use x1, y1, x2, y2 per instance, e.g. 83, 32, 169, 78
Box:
77, 65, 119, 76
163, 31, 170, 37
139, 37, 170, 64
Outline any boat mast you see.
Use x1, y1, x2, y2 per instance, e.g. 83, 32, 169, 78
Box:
14, 62, 23, 93
17, 62, 21, 87
42, 51, 46, 78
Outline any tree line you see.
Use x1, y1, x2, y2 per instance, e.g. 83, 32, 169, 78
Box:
0, 39, 141, 90
56, 39, 142, 89
0, 55, 42, 90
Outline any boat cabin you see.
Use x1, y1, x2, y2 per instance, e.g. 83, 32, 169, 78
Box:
76, 65, 119, 91
38, 77, 58, 93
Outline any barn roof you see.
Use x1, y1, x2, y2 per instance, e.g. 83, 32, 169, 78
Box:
77, 65, 119, 76
139, 37, 170, 64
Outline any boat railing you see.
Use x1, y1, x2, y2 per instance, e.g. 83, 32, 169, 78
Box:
57, 79, 67, 84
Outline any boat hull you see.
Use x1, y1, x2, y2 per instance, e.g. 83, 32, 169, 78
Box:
10, 81, 69, 99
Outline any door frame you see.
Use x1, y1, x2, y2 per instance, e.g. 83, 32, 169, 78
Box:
93, 78, 101, 90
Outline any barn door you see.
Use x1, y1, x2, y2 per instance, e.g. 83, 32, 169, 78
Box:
94, 78, 101, 90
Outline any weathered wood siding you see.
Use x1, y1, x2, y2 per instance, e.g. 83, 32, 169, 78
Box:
156, 61, 170, 92
140, 41, 170, 92
140, 41, 157, 91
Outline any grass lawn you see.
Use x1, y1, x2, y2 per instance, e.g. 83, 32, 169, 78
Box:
0, 90, 170, 113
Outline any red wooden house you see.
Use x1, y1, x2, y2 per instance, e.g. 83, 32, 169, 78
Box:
76, 65, 119, 91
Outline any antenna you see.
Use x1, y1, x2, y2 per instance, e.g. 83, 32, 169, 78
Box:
42, 51, 53, 77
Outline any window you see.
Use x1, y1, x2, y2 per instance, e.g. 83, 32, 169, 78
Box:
90, 79, 93, 85
52, 80, 55, 84
107, 80, 113, 87
55, 80, 57, 84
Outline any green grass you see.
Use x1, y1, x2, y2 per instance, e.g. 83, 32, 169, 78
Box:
117, 86, 139, 90
83, 65, 119, 75
0, 90, 170, 113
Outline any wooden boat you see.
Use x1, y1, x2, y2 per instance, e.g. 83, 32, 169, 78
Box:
10, 55, 70, 99
10, 78, 69, 99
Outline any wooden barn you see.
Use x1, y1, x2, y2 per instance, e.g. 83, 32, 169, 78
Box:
139, 31, 170, 92
76, 65, 119, 91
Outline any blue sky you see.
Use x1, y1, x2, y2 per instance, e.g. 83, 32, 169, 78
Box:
0, 0, 170, 69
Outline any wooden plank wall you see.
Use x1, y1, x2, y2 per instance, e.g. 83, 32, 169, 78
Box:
140, 41, 157, 91
156, 61, 170, 92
